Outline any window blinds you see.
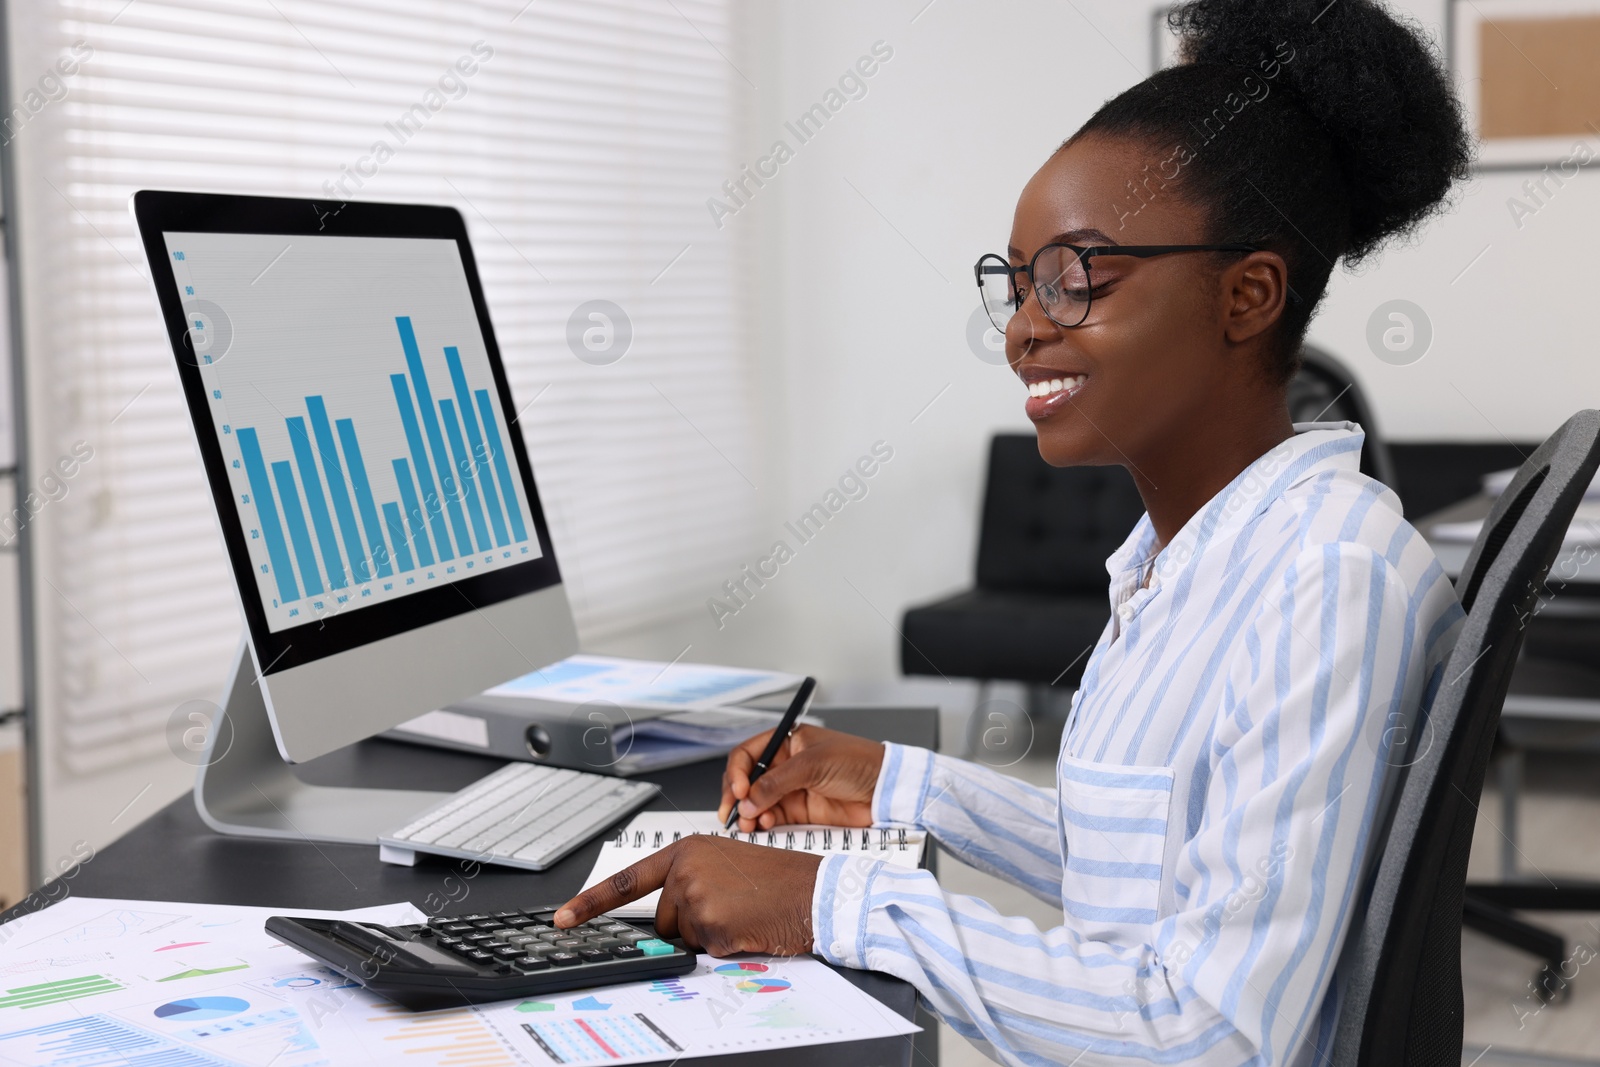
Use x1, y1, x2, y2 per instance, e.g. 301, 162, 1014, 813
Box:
14, 0, 760, 774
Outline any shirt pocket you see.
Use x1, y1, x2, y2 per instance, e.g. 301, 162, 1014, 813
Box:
1057, 752, 1175, 938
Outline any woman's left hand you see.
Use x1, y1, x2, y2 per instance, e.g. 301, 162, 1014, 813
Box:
553, 836, 822, 956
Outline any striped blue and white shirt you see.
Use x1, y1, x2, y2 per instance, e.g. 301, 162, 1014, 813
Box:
811, 423, 1464, 1066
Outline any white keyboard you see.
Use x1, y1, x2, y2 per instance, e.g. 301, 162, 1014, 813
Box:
377, 763, 660, 871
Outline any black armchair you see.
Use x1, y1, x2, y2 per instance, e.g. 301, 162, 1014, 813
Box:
899, 435, 1144, 691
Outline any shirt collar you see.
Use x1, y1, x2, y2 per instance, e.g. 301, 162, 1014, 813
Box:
1105, 421, 1369, 584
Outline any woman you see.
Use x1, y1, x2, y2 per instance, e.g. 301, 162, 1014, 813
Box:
557, 0, 1472, 1062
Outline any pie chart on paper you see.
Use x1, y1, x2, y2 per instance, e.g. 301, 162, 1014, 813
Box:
736, 977, 790, 993
153, 996, 250, 1021
714, 962, 768, 975
714, 962, 789, 992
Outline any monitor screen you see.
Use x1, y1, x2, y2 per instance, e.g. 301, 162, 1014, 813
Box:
160, 230, 544, 633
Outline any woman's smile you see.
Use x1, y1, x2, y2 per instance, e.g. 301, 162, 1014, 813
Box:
1019, 370, 1089, 421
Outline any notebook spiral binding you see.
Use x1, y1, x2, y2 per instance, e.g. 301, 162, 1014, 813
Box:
612, 827, 913, 851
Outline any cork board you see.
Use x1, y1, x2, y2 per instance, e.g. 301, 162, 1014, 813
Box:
1479, 15, 1600, 139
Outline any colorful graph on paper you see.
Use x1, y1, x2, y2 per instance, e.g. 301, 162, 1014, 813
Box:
0, 898, 917, 1067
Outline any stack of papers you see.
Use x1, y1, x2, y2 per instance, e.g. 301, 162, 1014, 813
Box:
486, 654, 802, 711
609, 706, 825, 773
0, 896, 918, 1066
478, 654, 812, 773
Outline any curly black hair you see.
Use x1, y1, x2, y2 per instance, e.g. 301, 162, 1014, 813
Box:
1068, 0, 1473, 382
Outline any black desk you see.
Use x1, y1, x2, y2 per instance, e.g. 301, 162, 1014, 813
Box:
6, 706, 941, 1067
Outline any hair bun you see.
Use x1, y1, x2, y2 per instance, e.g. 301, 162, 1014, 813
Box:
1171, 0, 1473, 264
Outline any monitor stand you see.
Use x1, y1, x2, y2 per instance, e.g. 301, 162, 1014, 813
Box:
194, 643, 453, 844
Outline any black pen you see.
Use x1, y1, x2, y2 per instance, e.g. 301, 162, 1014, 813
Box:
725, 676, 818, 831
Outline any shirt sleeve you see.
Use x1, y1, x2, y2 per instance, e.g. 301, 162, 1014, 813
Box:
873, 741, 1064, 903
814, 543, 1460, 1067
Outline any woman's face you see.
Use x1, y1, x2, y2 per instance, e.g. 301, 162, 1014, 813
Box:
1005, 133, 1256, 469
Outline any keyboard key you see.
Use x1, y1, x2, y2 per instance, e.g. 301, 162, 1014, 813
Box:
438, 923, 474, 933
610, 946, 644, 959
514, 956, 551, 971
614, 931, 650, 943
464, 949, 493, 963
464, 932, 495, 943
505, 934, 539, 946
577, 948, 611, 962
502, 915, 534, 925
598, 923, 633, 934
637, 939, 674, 956
552, 937, 584, 949
492, 946, 523, 960
546, 952, 581, 966
472, 919, 508, 930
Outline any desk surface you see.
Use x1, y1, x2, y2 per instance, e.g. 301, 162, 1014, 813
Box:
1420, 493, 1600, 593
1419, 494, 1600, 733
7, 706, 940, 1067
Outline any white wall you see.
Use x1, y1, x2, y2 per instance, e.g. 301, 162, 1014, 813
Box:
602, 0, 1600, 704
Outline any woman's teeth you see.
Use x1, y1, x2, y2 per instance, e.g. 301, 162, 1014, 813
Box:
1027, 375, 1086, 399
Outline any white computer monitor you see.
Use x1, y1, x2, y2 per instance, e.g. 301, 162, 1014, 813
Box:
132, 191, 579, 841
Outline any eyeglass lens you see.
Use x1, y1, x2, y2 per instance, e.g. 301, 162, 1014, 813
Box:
978, 246, 1092, 333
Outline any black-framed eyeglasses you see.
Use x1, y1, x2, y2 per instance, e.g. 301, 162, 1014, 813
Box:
975, 242, 1263, 332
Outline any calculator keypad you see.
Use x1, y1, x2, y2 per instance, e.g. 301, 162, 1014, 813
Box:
421, 910, 668, 966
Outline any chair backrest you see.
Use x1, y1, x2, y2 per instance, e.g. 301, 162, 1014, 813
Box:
975, 435, 1145, 596
1290, 345, 1399, 490
1332, 410, 1600, 1067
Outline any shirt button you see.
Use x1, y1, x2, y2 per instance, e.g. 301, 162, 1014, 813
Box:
1116, 603, 1134, 621
831, 942, 843, 956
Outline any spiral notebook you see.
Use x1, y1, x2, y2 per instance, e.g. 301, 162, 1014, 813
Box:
582, 811, 929, 918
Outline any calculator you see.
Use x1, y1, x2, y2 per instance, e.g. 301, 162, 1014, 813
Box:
265, 906, 696, 1010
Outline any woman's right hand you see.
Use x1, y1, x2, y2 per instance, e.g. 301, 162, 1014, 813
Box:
717, 724, 885, 832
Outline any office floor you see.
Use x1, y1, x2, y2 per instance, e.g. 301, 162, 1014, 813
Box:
915, 709, 1600, 1067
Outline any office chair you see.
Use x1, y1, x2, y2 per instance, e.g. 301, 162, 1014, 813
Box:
1461, 574, 1600, 992
1290, 343, 1398, 489
1331, 409, 1600, 1067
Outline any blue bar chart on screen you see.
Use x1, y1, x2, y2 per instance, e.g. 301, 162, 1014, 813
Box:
161, 231, 543, 632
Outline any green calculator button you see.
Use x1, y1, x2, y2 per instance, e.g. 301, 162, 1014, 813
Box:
637, 939, 674, 956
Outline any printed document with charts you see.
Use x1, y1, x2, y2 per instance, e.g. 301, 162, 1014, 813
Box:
0, 895, 917, 1066
584, 811, 929, 919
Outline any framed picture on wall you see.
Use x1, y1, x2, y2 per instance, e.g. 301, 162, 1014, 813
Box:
1449, 0, 1600, 169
